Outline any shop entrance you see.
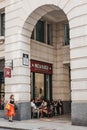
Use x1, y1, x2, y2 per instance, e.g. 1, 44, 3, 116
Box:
30, 60, 52, 100
31, 72, 52, 101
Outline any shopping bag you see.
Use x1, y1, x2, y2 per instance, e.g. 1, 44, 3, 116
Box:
5, 103, 11, 110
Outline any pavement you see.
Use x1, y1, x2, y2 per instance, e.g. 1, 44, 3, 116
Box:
0, 114, 87, 130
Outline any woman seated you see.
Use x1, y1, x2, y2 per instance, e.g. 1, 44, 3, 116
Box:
39, 99, 47, 118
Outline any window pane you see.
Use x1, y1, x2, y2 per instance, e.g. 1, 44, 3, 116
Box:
47, 23, 51, 45
35, 73, 44, 99
64, 23, 70, 45
1, 13, 5, 36
36, 20, 44, 43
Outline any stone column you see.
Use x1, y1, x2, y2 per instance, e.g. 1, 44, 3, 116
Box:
5, 1, 31, 120
70, 5, 87, 126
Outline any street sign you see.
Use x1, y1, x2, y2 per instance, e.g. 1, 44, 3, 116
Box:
22, 53, 29, 66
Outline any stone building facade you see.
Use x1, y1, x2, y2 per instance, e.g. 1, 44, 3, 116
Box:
0, 0, 87, 126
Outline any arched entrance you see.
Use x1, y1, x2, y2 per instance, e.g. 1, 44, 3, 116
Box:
23, 4, 71, 116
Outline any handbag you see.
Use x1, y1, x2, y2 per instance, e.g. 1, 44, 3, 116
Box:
5, 103, 11, 110
14, 104, 18, 110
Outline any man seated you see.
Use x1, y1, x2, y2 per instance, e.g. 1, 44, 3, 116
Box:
31, 99, 39, 118
35, 97, 42, 108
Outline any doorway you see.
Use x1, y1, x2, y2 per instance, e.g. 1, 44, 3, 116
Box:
30, 72, 52, 100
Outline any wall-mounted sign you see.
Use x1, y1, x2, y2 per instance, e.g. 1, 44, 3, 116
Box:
22, 53, 29, 66
4, 68, 11, 78
30, 59, 52, 74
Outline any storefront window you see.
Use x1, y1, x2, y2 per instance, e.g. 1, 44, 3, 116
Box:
30, 60, 52, 100
30, 72, 52, 100
35, 73, 44, 99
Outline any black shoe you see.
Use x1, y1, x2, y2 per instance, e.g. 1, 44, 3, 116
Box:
9, 120, 13, 122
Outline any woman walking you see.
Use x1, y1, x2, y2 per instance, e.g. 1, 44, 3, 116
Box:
6, 94, 16, 122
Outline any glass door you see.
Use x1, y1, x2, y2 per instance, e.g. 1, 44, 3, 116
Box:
30, 72, 52, 101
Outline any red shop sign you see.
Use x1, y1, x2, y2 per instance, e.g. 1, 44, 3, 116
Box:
4, 68, 11, 78
30, 60, 52, 74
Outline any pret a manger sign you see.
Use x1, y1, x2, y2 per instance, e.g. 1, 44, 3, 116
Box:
30, 60, 52, 74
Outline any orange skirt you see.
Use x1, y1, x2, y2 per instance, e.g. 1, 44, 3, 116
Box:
6, 104, 15, 117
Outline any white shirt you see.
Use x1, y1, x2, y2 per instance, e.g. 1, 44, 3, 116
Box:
31, 102, 36, 109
